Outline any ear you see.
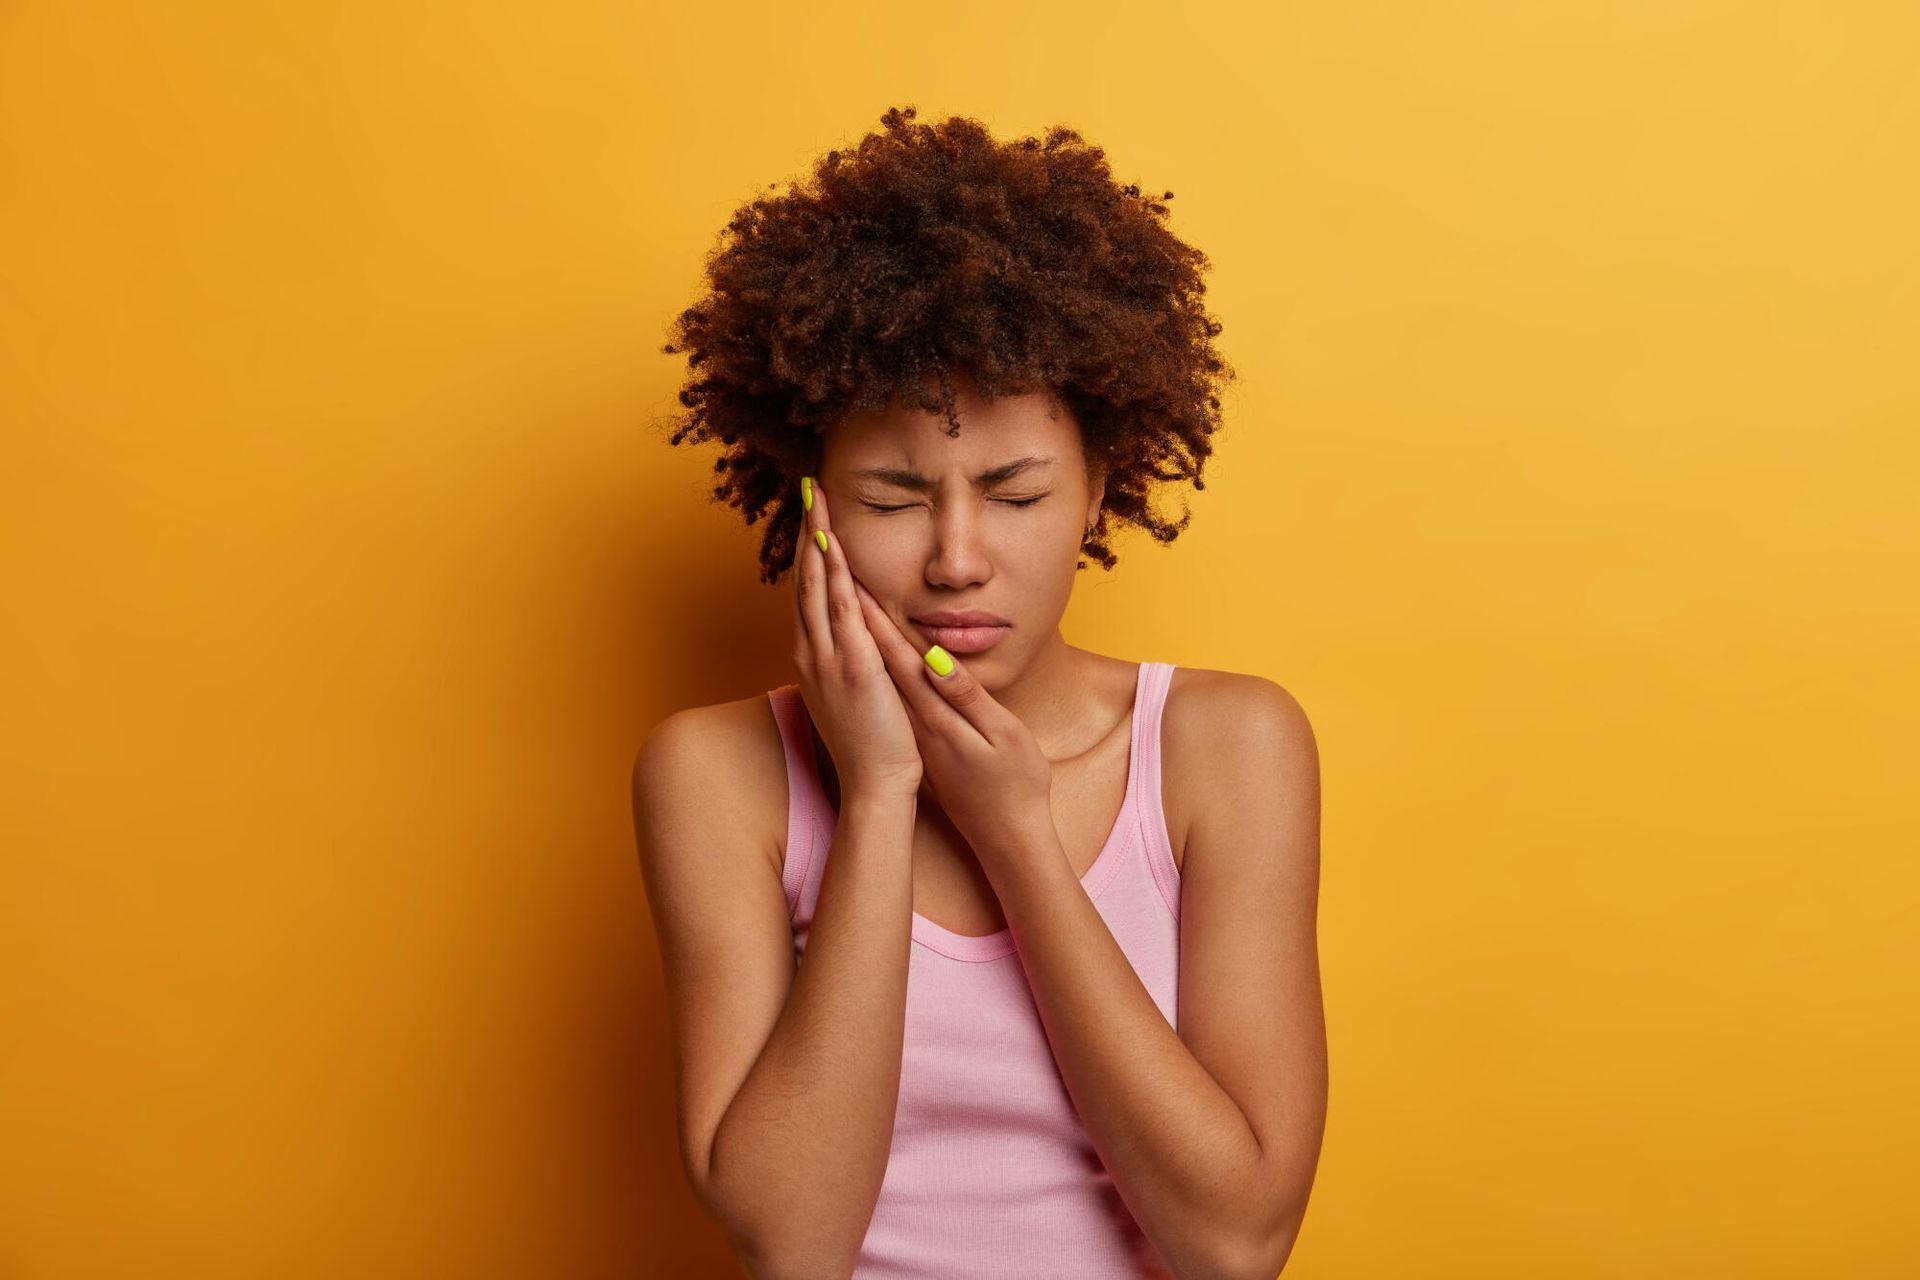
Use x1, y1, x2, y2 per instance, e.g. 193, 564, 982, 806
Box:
1084, 462, 1109, 533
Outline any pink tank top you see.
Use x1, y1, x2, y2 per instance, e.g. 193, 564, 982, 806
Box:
765, 660, 1183, 1278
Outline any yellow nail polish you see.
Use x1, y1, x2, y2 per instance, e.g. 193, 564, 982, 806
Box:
814, 529, 828, 553
801, 476, 813, 512
924, 645, 954, 677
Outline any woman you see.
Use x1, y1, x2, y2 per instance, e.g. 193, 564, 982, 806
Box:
633, 106, 1326, 1279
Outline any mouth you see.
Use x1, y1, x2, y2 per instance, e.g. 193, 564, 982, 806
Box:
909, 613, 1012, 655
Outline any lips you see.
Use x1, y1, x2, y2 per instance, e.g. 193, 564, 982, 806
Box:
909, 611, 1011, 656
911, 610, 1010, 627
914, 623, 1010, 655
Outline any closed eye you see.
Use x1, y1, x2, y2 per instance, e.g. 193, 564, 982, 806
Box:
863, 496, 1047, 514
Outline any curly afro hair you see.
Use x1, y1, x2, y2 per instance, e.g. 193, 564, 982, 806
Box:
658, 104, 1236, 585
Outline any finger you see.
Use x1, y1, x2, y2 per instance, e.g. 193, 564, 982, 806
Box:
793, 475, 834, 659
852, 580, 990, 747
852, 580, 930, 693
911, 638, 1005, 742
850, 597, 943, 758
808, 482, 877, 660
850, 579, 919, 667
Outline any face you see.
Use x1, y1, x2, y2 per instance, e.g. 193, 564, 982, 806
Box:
819, 376, 1107, 678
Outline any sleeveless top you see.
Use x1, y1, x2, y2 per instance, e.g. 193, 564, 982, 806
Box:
764, 660, 1184, 1278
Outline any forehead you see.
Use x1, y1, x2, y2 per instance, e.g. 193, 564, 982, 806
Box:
825, 381, 1083, 474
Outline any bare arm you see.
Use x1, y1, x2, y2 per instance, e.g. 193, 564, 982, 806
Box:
633, 711, 917, 1280
706, 791, 917, 1278
985, 676, 1326, 1279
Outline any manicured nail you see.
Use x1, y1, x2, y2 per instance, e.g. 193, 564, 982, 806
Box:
813, 529, 828, 553
801, 476, 813, 512
923, 645, 954, 677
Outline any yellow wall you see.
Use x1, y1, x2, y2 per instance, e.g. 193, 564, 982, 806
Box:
3, 2, 1915, 1275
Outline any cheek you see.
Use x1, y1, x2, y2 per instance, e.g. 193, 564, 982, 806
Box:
839, 534, 908, 588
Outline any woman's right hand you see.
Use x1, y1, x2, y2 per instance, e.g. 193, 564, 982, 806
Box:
791, 475, 923, 801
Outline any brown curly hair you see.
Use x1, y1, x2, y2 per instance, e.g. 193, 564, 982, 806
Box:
658, 105, 1236, 585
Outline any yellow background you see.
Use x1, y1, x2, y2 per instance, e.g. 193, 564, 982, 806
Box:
4, 2, 1916, 1275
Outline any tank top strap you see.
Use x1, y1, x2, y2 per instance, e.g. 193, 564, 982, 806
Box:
1134, 661, 1184, 922
765, 685, 827, 919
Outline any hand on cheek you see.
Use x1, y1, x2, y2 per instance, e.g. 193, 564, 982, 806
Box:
850, 577, 1050, 860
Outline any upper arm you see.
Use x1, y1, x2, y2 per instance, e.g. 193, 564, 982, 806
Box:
1173, 674, 1327, 1242
630, 704, 798, 1210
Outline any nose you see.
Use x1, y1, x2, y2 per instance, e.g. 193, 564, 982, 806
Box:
923, 503, 992, 589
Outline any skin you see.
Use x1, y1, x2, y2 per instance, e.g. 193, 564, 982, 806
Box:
825, 378, 1112, 725
631, 369, 1326, 1275
802, 372, 1127, 865
792, 377, 1326, 1274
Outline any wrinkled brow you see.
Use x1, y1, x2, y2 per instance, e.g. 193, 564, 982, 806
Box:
851, 456, 1056, 492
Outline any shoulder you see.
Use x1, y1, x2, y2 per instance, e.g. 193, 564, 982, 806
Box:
1165, 667, 1316, 764
1161, 666, 1319, 858
633, 690, 784, 777
631, 690, 790, 877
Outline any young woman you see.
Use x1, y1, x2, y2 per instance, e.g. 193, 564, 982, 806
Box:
633, 106, 1326, 1279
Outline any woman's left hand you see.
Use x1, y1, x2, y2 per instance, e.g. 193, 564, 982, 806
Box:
849, 579, 1053, 873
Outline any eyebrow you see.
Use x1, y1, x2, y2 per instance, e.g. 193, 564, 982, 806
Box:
850, 456, 1057, 492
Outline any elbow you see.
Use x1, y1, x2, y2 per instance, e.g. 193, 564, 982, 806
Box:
1232, 1203, 1306, 1280
734, 1231, 860, 1280
693, 1133, 871, 1278
700, 1205, 855, 1280
697, 1174, 862, 1280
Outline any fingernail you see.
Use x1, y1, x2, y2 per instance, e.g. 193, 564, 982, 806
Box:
923, 645, 954, 677
801, 476, 813, 513
813, 529, 828, 553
